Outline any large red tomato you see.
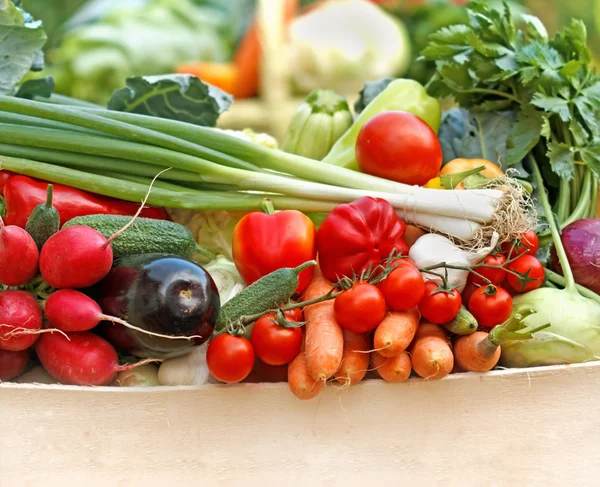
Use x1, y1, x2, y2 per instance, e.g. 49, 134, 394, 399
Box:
355, 111, 442, 186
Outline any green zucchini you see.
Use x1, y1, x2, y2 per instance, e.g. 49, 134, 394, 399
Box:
62, 214, 213, 261
442, 306, 478, 335
25, 184, 60, 250
215, 261, 316, 333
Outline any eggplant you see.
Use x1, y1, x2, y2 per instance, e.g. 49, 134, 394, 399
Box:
99, 253, 220, 359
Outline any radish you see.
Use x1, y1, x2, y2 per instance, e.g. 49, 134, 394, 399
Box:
0, 216, 39, 286
39, 225, 113, 289
44, 289, 207, 342
0, 290, 43, 351
35, 330, 154, 386
0, 348, 30, 381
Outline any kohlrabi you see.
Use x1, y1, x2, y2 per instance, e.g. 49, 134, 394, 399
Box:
500, 159, 600, 368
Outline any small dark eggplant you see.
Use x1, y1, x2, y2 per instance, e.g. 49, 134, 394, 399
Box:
99, 253, 220, 358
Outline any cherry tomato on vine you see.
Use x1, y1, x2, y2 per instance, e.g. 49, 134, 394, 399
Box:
251, 312, 303, 366
461, 276, 480, 309
334, 282, 386, 333
506, 254, 544, 293
418, 281, 462, 324
378, 263, 425, 311
501, 230, 539, 258
468, 285, 513, 328
207, 334, 255, 384
471, 253, 507, 286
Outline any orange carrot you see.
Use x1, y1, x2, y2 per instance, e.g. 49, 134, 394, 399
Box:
334, 330, 370, 385
288, 351, 323, 400
409, 323, 454, 380
371, 351, 412, 383
176, 62, 238, 95
454, 331, 501, 372
302, 267, 343, 382
233, 0, 299, 98
373, 308, 420, 357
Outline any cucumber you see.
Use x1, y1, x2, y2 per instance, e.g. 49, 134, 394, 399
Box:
25, 184, 60, 250
62, 214, 213, 261
215, 261, 316, 333
442, 306, 478, 335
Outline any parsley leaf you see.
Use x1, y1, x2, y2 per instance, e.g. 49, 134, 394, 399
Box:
547, 142, 575, 180
505, 105, 543, 165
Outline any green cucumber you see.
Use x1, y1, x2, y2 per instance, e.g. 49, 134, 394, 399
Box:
442, 306, 478, 335
62, 214, 213, 261
25, 184, 60, 250
215, 261, 316, 333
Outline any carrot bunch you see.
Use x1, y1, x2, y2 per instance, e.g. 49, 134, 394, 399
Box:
287, 265, 542, 400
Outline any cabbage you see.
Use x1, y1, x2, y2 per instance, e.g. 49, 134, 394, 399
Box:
286, 0, 411, 94
203, 255, 245, 305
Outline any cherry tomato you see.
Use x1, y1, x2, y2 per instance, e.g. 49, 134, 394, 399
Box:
468, 285, 513, 328
461, 277, 480, 308
285, 307, 303, 323
207, 334, 255, 384
250, 312, 303, 366
334, 282, 386, 333
471, 253, 507, 286
418, 281, 462, 324
355, 111, 443, 186
501, 230, 539, 258
378, 263, 425, 311
506, 254, 545, 292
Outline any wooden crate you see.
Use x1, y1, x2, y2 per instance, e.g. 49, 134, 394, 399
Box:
1, 363, 600, 486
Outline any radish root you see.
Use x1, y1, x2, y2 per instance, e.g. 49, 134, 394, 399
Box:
100, 315, 205, 341
115, 358, 163, 372
0, 324, 70, 340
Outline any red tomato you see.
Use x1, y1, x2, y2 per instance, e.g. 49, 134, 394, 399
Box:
501, 230, 540, 258
250, 312, 303, 366
378, 263, 425, 311
461, 277, 480, 308
506, 255, 545, 292
334, 282, 386, 333
355, 111, 442, 186
418, 281, 462, 324
207, 334, 255, 384
468, 285, 513, 328
472, 253, 507, 286
284, 307, 303, 323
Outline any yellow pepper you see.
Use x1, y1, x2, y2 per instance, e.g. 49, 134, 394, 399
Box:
424, 164, 490, 190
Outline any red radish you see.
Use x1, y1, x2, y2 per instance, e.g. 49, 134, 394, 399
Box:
0, 216, 39, 286
0, 290, 43, 351
35, 330, 144, 386
44, 289, 202, 341
39, 225, 113, 289
0, 348, 30, 381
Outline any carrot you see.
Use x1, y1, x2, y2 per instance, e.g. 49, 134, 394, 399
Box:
233, 0, 299, 98
302, 267, 343, 382
176, 62, 238, 95
334, 330, 370, 385
453, 331, 501, 372
288, 351, 323, 400
371, 351, 412, 383
373, 308, 420, 357
409, 323, 454, 380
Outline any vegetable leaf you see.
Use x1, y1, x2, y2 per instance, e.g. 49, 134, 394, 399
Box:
0, 0, 47, 95
437, 108, 515, 165
505, 105, 543, 165
15, 76, 54, 99
107, 74, 233, 127
547, 142, 575, 180
354, 77, 395, 115
530, 93, 571, 122
581, 145, 600, 178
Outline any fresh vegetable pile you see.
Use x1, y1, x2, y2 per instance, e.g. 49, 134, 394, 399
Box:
1, 0, 600, 398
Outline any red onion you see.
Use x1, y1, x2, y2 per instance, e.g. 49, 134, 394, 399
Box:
550, 219, 600, 294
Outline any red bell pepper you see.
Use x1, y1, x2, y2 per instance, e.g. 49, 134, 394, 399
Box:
316, 196, 409, 282
232, 201, 317, 293
0, 171, 15, 193
1, 174, 168, 228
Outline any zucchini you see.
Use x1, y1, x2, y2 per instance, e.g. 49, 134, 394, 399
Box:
215, 261, 316, 333
442, 306, 478, 335
25, 184, 60, 250
63, 214, 213, 261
